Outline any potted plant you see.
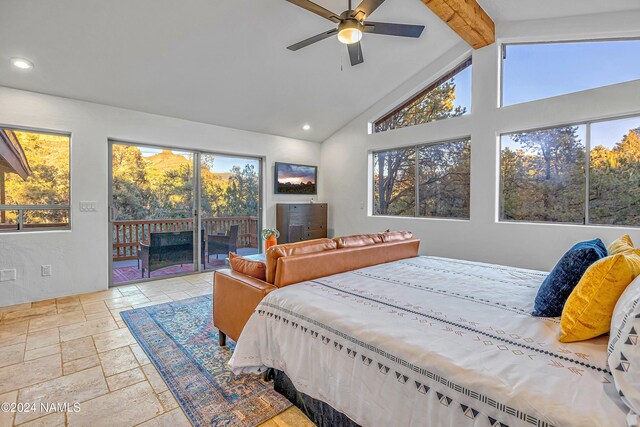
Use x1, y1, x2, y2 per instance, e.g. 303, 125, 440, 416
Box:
262, 228, 280, 250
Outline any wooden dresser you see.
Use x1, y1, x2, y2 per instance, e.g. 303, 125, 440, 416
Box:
276, 203, 328, 244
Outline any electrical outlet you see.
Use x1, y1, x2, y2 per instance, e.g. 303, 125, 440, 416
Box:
0, 269, 17, 282
41, 265, 52, 277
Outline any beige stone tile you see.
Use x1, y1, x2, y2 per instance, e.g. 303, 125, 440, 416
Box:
81, 301, 109, 314
24, 343, 61, 361
56, 295, 80, 305
130, 343, 151, 366
138, 408, 191, 427
0, 320, 29, 340
105, 295, 150, 309
18, 412, 66, 427
0, 354, 61, 394
157, 389, 179, 411
185, 288, 211, 297
2, 305, 57, 321
59, 317, 117, 342
29, 312, 86, 333
0, 342, 25, 368
93, 327, 135, 353
99, 346, 139, 376
67, 381, 163, 427
15, 366, 108, 424
269, 406, 315, 427
61, 336, 96, 362
115, 285, 141, 296
84, 311, 114, 321
141, 363, 168, 393
56, 303, 85, 314
106, 367, 146, 391
32, 299, 56, 309
1, 333, 26, 347
0, 390, 17, 427
0, 302, 31, 314
63, 354, 100, 375
164, 291, 191, 301
25, 328, 60, 351
78, 289, 123, 303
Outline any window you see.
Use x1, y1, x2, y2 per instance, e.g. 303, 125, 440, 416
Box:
502, 39, 640, 106
0, 128, 70, 231
374, 58, 472, 133
373, 137, 470, 218
500, 115, 640, 226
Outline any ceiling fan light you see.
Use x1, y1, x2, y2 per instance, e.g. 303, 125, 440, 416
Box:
338, 28, 362, 44
337, 20, 363, 45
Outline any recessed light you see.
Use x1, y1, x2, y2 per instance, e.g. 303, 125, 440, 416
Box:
11, 58, 34, 70
302, 124, 311, 131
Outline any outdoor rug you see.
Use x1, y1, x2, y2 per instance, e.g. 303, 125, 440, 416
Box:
121, 295, 291, 427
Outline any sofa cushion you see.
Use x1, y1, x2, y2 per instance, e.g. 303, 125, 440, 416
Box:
380, 230, 413, 243
532, 238, 607, 317
333, 234, 383, 249
266, 238, 337, 283
609, 234, 636, 255
559, 251, 640, 343
228, 252, 267, 281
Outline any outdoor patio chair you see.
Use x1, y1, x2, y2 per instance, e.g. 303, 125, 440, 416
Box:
208, 225, 239, 260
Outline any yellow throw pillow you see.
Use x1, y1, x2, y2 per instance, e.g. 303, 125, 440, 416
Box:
559, 251, 640, 343
608, 234, 635, 255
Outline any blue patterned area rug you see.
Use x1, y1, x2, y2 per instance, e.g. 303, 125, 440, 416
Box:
121, 295, 291, 427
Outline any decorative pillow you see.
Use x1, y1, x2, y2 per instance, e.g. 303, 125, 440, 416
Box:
228, 252, 267, 281
333, 234, 383, 249
265, 238, 337, 283
532, 239, 607, 317
609, 234, 636, 255
559, 251, 640, 343
608, 276, 640, 421
380, 230, 413, 243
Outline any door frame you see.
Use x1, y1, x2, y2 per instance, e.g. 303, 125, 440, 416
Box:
108, 139, 264, 287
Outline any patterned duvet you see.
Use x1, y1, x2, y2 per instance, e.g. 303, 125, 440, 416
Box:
229, 256, 628, 427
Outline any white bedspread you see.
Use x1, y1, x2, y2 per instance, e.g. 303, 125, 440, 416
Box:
229, 256, 628, 427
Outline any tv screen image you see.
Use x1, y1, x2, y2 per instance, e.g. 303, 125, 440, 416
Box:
275, 162, 317, 194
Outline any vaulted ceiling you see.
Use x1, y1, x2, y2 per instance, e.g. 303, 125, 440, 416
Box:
1, 0, 639, 142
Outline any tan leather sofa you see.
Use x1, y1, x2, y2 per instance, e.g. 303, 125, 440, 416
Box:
213, 233, 420, 345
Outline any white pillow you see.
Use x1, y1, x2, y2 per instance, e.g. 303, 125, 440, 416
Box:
609, 276, 640, 422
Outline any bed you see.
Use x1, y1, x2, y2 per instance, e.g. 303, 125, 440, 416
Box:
229, 256, 628, 427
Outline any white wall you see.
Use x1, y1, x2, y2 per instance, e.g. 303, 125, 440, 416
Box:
0, 86, 321, 306
320, 10, 640, 272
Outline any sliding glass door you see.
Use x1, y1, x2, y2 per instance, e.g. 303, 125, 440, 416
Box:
200, 154, 261, 268
109, 142, 262, 286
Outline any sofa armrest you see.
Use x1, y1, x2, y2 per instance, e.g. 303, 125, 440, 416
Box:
213, 269, 277, 343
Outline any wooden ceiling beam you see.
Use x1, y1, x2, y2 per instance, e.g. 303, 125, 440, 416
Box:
421, 0, 495, 49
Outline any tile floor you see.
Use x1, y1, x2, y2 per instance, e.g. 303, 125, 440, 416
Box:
0, 272, 314, 427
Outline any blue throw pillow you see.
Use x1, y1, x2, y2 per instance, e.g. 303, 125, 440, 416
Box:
532, 238, 608, 317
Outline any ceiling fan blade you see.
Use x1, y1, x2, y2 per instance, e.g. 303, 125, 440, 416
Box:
347, 41, 364, 66
287, 29, 338, 51
363, 21, 425, 38
351, 0, 385, 20
286, 0, 341, 23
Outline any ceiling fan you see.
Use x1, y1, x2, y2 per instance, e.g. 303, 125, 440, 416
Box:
286, 0, 425, 66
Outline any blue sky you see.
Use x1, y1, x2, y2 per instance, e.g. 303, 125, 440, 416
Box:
498, 39, 640, 150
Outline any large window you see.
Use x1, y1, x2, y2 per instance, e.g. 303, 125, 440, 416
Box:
0, 128, 70, 231
373, 137, 470, 218
502, 39, 640, 106
374, 58, 472, 133
500, 115, 640, 226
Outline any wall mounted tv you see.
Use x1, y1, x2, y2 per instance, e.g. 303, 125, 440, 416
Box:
274, 162, 317, 195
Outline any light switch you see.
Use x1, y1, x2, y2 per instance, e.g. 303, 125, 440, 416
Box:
79, 201, 97, 212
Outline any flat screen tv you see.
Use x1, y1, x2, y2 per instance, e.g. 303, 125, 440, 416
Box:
274, 162, 317, 195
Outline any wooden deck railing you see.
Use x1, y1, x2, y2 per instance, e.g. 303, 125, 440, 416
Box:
112, 216, 259, 261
